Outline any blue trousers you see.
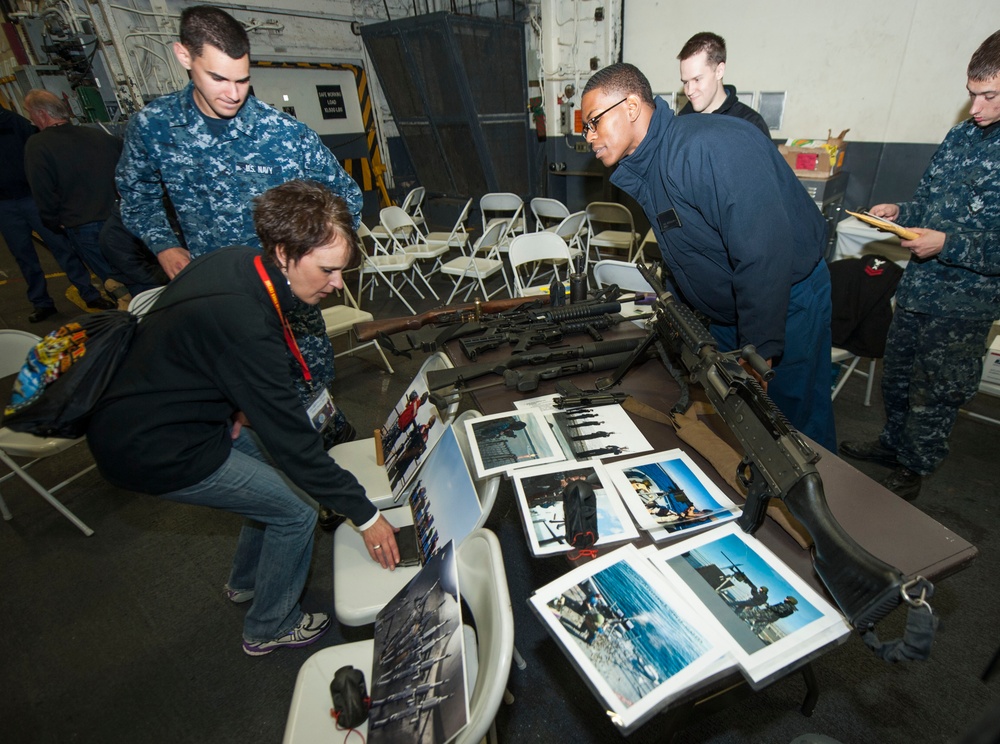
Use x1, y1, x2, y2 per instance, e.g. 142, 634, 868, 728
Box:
161, 429, 317, 642
0, 196, 102, 308
66, 220, 115, 283
711, 260, 837, 452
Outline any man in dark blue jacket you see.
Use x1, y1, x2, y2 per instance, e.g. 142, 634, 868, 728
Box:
580, 63, 835, 450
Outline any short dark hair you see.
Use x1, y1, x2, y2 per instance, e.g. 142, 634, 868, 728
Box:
253, 180, 361, 270
677, 32, 727, 66
583, 63, 655, 106
968, 30, 1000, 81
179, 5, 250, 60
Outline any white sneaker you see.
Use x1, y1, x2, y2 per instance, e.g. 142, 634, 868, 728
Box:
242, 612, 331, 656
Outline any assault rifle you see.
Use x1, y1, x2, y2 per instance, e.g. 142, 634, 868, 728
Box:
457, 303, 641, 360
428, 350, 645, 410
598, 262, 932, 635
425, 338, 643, 392
359, 295, 636, 359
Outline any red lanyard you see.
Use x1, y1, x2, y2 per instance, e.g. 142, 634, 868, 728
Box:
253, 255, 312, 385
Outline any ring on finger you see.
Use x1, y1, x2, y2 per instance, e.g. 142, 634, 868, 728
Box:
373, 544, 382, 550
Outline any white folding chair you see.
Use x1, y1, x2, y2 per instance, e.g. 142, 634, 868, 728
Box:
407, 185, 427, 232
127, 286, 167, 317
284, 529, 514, 744
636, 227, 659, 261
357, 222, 427, 315
0, 330, 96, 536
507, 231, 573, 297
592, 259, 655, 292
424, 197, 473, 255
380, 206, 445, 292
370, 185, 425, 241
552, 211, 588, 269
831, 349, 878, 406
331, 410, 501, 627
586, 201, 640, 262
529, 197, 570, 232
440, 220, 511, 304
480, 192, 525, 251
320, 274, 394, 374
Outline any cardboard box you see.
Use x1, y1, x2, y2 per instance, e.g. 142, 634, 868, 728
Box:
780, 129, 849, 179
982, 335, 1000, 386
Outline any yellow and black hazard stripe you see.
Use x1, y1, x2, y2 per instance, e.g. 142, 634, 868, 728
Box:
253, 61, 393, 208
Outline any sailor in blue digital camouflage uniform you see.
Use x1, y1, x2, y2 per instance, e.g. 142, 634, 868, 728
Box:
116, 5, 363, 525
840, 30, 1000, 501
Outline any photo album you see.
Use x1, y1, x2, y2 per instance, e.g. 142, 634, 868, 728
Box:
395, 423, 482, 566
369, 541, 470, 744
380, 369, 446, 501
529, 544, 731, 734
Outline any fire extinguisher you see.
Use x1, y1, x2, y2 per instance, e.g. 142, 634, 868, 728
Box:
529, 96, 546, 141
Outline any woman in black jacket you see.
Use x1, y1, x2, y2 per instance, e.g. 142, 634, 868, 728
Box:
89, 180, 399, 656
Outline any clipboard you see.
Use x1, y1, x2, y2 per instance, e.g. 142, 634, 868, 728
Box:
845, 210, 919, 241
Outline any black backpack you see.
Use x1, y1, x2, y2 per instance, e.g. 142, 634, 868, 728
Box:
3, 311, 139, 439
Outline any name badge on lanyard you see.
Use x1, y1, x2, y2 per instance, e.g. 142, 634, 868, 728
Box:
307, 388, 336, 433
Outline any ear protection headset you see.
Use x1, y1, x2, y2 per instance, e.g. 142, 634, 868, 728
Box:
329, 665, 369, 729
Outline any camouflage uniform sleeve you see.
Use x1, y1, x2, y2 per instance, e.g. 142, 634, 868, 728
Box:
897, 126, 1000, 276
115, 116, 180, 254
300, 127, 364, 229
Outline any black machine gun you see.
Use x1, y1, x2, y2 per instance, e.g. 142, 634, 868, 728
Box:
597, 262, 934, 642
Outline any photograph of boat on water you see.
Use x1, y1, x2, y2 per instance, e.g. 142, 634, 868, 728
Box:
529, 544, 729, 733
644, 525, 851, 687
605, 449, 741, 540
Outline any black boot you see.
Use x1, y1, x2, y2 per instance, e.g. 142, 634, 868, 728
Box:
839, 440, 898, 467
881, 467, 922, 501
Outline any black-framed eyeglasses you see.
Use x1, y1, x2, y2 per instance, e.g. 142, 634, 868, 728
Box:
581, 98, 627, 136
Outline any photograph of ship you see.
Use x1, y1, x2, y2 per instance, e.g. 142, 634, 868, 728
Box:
512, 460, 638, 556
369, 542, 469, 744
605, 449, 740, 540
530, 545, 726, 733
464, 409, 564, 478
401, 425, 481, 565
646, 525, 850, 687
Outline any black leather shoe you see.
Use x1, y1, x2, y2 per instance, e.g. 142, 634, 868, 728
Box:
85, 297, 116, 311
881, 467, 922, 501
318, 507, 346, 532
839, 439, 898, 467
28, 306, 57, 323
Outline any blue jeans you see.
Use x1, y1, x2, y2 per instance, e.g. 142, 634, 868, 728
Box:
0, 196, 102, 308
66, 220, 115, 283
711, 260, 837, 452
161, 429, 317, 642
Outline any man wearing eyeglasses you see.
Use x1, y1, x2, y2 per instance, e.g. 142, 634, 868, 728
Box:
580, 63, 835, 452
